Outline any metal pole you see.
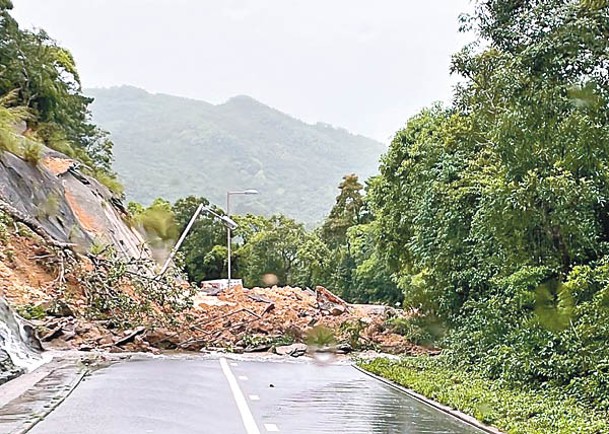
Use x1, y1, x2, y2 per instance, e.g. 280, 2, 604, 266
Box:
226, 192, 231, 288
158, 203, 205, 276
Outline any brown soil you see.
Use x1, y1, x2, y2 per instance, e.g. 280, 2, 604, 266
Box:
1, 231, 428, 357
0, 234, 56, 306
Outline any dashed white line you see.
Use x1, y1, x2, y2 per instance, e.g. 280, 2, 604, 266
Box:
219, 358, 261, 434
238, 375, 249, 381
249, 394, 260, 401
230, 362, 239, 367
264, 424, 280, 432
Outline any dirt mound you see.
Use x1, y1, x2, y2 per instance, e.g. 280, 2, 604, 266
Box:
0, 224, 425, 356
27, 283, 425, 356
167, 285, 424, 355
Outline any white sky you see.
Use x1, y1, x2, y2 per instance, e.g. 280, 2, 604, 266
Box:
11, 0, 474, 143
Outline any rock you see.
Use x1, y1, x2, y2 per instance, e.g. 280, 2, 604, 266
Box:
0, 146, 150, 259
275, 343, 307, 357
335, 343, 353, 354
46, 300, 75, 317
41, 324, 63, 342
359, 317, 373, 325
144, 328, 181, 350
244, 344, 272, 353
315, 286, 347, 305
75, 322, 92, 335
97, 335, 114, 346
110, 326, 146, 347
0, 349, 15, 372
329, 304, 346, 316
12, 120, 27, 135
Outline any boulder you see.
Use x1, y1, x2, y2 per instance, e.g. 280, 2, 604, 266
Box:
329, 304, 346, 316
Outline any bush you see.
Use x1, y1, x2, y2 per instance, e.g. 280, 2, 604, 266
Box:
443, 264, 609, 410
94, 170, 124, 196
360, 356, 609, 434
22, 141, 42, 165
17, 303, 47, 320
0, 128, 20, 154
386, 314, 442, 346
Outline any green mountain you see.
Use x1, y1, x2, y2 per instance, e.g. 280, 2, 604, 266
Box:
87, 86, 385, 223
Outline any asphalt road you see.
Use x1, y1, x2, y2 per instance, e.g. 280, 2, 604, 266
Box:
28, 357, 483, 434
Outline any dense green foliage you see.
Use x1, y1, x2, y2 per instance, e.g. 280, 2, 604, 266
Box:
87, 86, 384, 223
360, 357, 609, 433
319, 174, 401, 303
171, 196, 227, 283
236, 214, 311, 287
0, 1, 114, 173
367, 0, 609, 414
160, 177, 401, 305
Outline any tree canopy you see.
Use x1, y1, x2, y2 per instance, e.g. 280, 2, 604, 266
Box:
368, 0, 609, 409
0, 3, 114, 172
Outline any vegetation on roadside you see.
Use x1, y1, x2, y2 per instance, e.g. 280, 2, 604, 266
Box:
0, 0, 121, 191
360, 357, 609, 434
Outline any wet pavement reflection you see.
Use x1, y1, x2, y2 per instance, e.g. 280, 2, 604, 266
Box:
234, 360, 482, 433
27, 357, 484, 434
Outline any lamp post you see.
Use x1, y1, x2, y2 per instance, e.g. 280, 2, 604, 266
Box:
226, 189, 258, 287
157, 204, 237, 277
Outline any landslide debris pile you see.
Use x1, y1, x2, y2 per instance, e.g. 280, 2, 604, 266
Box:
182, 284, 423, 355
0, 141, 189, 359
1, 194, 425, 356
36, 283, 425, 356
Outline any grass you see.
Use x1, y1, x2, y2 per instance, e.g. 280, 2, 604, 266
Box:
17, 303, 47, 320
358, 356, 609, 434
93, 170, 125, 196
23, 141, 42, 164
0, 128, 21, 155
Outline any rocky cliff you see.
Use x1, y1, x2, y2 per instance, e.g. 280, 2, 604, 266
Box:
0, 135, 152, 377
0, 145, 147, 258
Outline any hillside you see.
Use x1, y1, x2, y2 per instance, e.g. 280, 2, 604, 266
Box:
87, 86, 385, 223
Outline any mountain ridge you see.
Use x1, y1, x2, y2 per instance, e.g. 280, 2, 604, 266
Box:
87, 86, 385, 223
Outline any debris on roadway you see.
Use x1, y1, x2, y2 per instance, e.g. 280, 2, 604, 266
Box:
26, 283, 427, 357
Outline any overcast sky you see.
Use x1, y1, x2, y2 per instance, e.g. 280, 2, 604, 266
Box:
11, 0, 473, 143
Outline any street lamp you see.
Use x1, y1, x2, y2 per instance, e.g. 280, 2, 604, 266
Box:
157, 204, 237, 277
226, 189, 259, 287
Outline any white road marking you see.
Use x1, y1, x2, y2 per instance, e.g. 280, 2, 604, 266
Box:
231, 362, 239, 367
249, 394, 260, 401
239, 375, 249, 381
219, 358, 261, 434
264, 424, 280, 432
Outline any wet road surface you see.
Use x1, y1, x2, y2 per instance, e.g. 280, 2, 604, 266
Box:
28, 357, 483, 434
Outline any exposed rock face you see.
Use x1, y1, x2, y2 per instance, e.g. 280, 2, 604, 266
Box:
0, 146, 147, 259
1, 143, 153, 379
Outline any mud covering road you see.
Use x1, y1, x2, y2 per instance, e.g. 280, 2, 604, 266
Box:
24, 356, 483, 434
